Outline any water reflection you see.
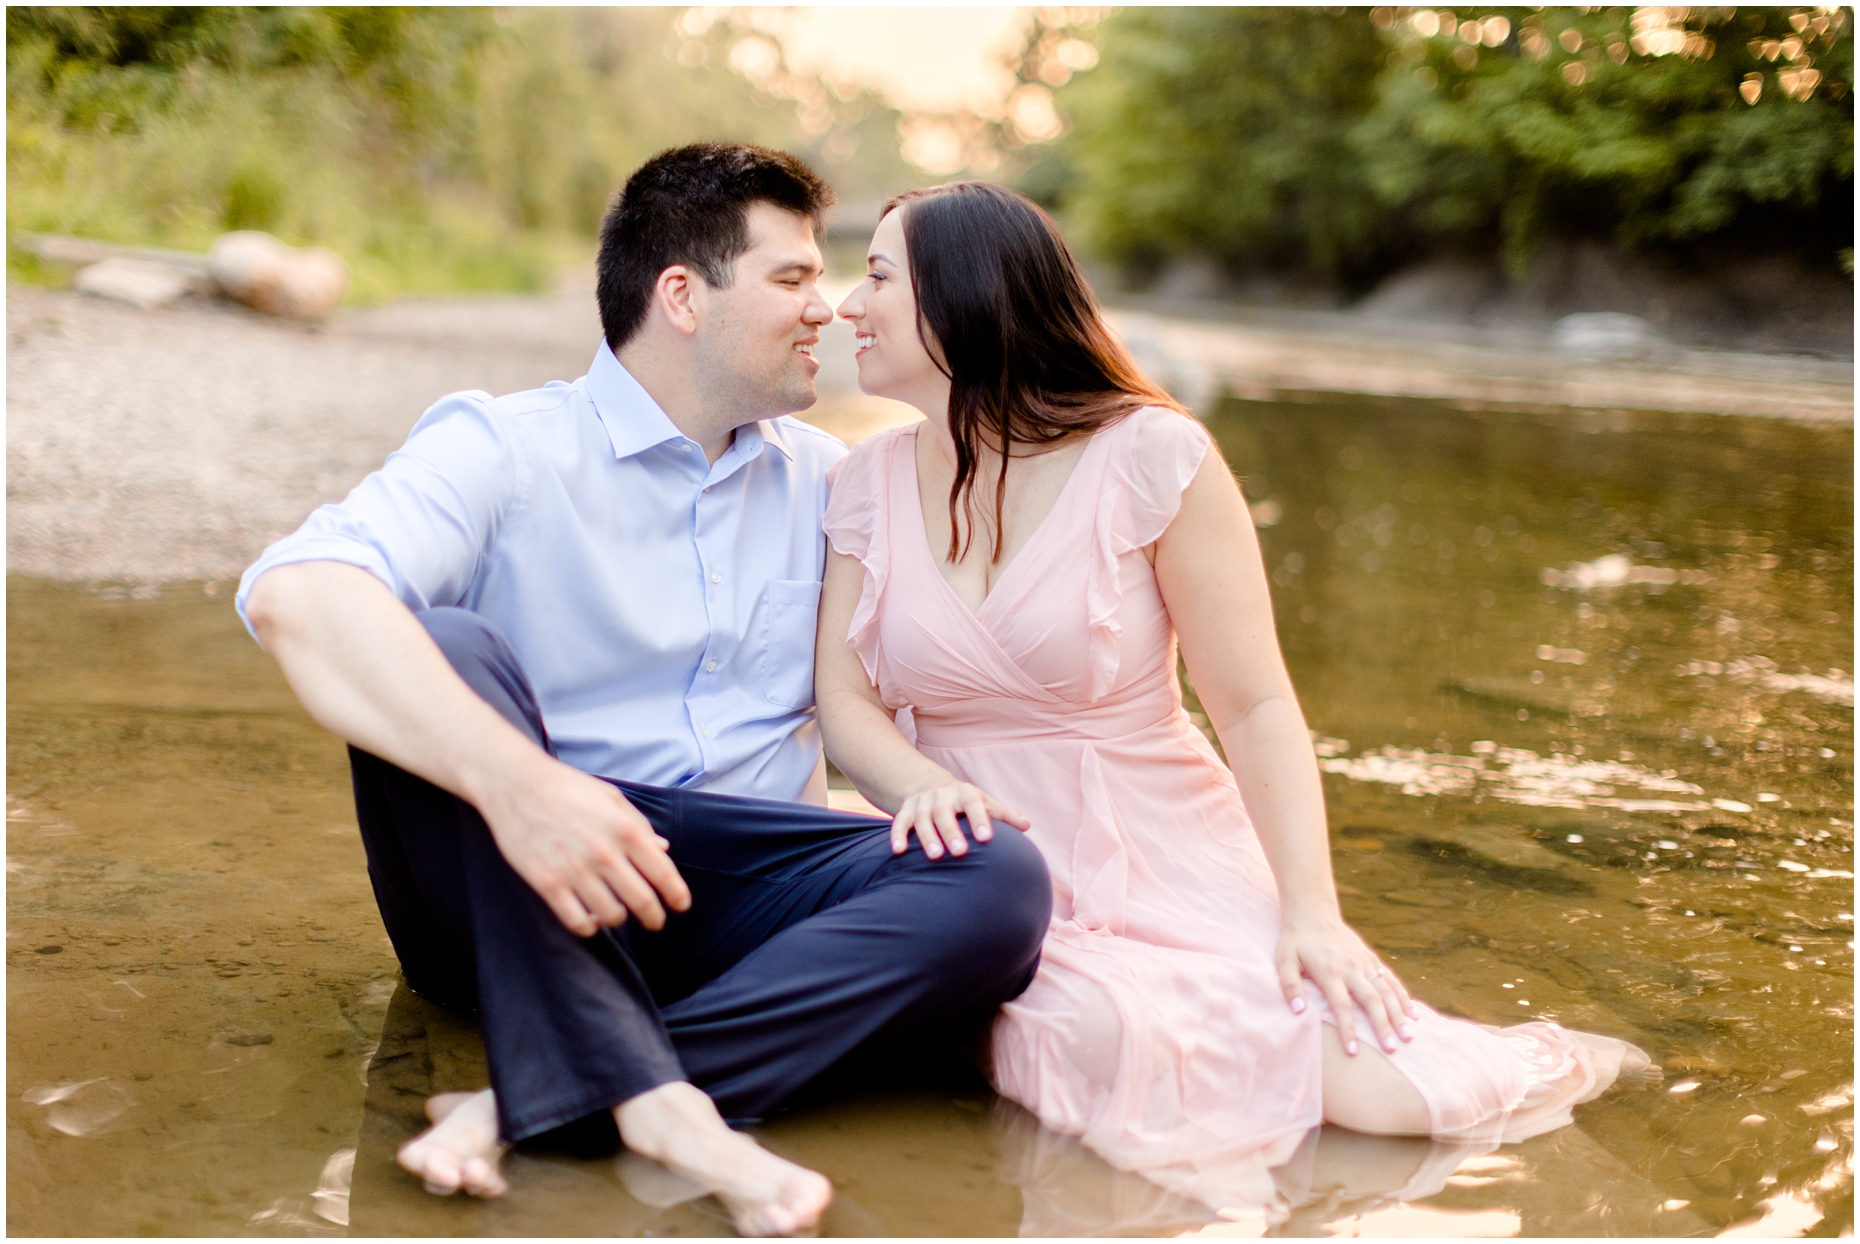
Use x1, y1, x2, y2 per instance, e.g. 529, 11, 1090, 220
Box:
1199, 393, 1853, 1237
996, 1103, 1511, 1238
5, 394, 1851, 1235
22, 1077, 132, 1137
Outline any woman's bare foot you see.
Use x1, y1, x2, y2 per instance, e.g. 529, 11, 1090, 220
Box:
616, 1082, 832, 1236
397, 1089, 509, 1197
1571, 1030, 1663, 1092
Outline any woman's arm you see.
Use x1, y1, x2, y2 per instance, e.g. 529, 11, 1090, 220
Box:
1154, 452, 1416, 1055
816, 548, 1030, 859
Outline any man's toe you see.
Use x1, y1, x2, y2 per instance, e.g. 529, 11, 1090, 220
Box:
407, 1146, 462, 1195
461, 1157, 507, 1198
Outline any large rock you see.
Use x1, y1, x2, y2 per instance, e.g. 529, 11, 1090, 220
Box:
207, 231, 349, 320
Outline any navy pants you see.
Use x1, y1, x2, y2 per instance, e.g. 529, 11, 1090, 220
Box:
349, 608, 1051, 1143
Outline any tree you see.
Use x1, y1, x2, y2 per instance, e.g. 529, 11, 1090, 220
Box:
6, 7, 910, 297
1058, 7, 1390, 282
1046, 6, 1854, 285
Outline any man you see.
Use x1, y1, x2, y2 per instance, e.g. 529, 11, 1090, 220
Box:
238, 144, 1050, 1236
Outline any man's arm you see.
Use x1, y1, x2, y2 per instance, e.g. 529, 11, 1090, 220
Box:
246, 559, 690, 936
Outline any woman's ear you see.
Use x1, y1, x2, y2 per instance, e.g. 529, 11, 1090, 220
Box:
654, 265, 702, 336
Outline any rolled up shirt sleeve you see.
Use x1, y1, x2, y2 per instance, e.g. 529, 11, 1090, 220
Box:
234, 391, 526, 642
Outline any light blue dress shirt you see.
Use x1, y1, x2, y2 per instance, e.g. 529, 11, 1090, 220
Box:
236, 343, 846, 802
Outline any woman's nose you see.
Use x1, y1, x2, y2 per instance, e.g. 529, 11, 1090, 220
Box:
836, 289, 863, 321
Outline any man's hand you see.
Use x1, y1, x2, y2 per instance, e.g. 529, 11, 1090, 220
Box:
474, 752, 693, 937
247, 562, 693, 939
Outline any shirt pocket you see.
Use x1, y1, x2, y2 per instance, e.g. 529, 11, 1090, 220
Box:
760, 578, 822, 710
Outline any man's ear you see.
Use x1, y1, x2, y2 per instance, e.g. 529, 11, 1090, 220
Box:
654, 264, 704, 337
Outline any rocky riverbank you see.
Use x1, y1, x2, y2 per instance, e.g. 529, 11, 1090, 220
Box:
7, 280, 1849, 583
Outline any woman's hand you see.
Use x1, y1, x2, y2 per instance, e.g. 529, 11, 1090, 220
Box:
892, 780, 1031, 860
1276, 910, 1417, 1056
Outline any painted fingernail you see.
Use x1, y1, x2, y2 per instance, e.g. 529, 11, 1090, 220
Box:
1401, 1024, 1414, 1040
1385, 1038, 1398, 1053
1346, 1039, 1359, 1055
1290, 997, 1306, 1014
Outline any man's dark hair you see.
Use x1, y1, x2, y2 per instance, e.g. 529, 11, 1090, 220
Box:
596, 143, 833, 350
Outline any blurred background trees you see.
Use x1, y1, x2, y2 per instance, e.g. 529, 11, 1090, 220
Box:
8, 5, 1853, 312
1040, 5, 1853, 295
6, 6, 913, 298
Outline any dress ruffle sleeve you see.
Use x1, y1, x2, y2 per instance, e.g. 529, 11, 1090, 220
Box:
1085, 407, 1213, 697
821, 427, 905, 685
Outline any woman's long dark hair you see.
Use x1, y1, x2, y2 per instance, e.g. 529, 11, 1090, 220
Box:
885, 181, 1185, 563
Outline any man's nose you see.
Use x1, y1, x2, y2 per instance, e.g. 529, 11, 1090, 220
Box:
802, 290, 833, 324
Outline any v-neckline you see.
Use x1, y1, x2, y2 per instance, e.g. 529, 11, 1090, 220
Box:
903, 424, 1099, 623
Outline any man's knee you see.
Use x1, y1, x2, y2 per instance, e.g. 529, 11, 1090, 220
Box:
949, 825, 1051, 967
418, 606, 508, 675
416, 607, 546, 747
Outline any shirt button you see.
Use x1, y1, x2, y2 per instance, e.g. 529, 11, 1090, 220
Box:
678, 443, 691, 452
710, 571, 722, 584
705, 659, 718, 673
702, 727, 713, 739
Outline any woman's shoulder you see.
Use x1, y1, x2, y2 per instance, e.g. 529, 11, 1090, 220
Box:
824, 421, 919, 544
1102, 403, 1211, 478
1097, 404, 1213, 546
1110, 401, 1208, 445
829, 420, 918, 485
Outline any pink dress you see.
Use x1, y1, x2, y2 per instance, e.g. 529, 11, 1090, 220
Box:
822, 407, 1637, 1210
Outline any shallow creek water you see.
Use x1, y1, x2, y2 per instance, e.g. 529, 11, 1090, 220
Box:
7, 394, 1852, 1237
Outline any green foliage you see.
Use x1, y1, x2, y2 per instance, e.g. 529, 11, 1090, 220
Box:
1049, 6, 1854, 284
1058, 8, 1389, 277
5, 7, 843, 299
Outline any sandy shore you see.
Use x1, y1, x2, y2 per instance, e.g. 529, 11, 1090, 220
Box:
7, 281, 1849, 583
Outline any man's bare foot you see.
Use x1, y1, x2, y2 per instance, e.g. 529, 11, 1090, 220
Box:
616, 1082, 832, 1236
615, 1150, 709, 1208
398, 1089, 509, 1197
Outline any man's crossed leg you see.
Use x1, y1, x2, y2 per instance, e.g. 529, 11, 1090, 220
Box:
351, 608, 1051, 1232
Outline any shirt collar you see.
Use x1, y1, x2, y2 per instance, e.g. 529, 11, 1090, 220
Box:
756, 414, 795, 461
586, 342, 796, 464
587, 343, 684, 460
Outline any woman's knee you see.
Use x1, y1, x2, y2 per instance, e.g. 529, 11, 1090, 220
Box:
1319, 1025, 1433, 1137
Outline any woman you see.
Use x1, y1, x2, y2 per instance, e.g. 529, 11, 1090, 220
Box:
817, 182, 1647, 1209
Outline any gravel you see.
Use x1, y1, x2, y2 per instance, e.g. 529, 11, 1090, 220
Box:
7, 283, 603, 582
